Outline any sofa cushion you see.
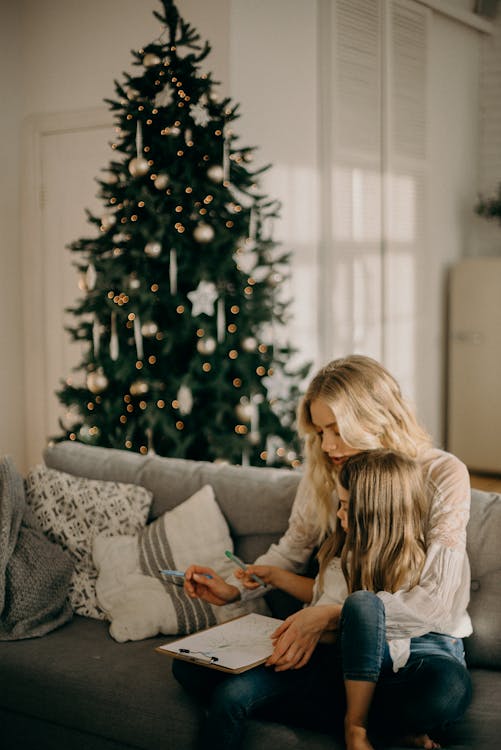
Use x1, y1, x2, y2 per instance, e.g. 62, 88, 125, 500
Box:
93, 484, 269, 642
25, 464, 152, 620
43, 441, 301, 536
464, 488, 501, 668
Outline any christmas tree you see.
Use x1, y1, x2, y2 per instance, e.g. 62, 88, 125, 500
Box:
56, 0, 309, 468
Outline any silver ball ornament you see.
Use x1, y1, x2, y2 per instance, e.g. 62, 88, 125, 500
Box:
143, 52, 161, 68
141, 321, 158, 337
193, 223, 215, 243
154, 173, 169, 190
196, 337, 217, 355
144, 241, 162, 257
87, 369, 109, 394
207, 164, 224, 183
169, 126, 181, 137
242, 337, 257, 352
130, 379, 149, 396
128, 157, 150, 177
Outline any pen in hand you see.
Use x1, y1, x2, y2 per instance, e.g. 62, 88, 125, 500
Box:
159, 569, 213, 580
224, 550, 267, 587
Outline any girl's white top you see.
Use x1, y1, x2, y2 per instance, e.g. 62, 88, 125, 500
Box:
233, 447, 472, 671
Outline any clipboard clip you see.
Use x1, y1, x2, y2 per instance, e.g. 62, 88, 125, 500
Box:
179, 648, 219, 663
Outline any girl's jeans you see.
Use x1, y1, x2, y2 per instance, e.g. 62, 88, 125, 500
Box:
172, 591, 472, 749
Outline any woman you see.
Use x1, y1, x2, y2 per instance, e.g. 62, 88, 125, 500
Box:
177, 355, 472, 748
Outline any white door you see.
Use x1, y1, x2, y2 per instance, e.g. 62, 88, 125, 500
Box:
22, 109, 113, 467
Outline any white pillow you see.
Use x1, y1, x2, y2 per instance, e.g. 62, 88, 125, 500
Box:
93, 484, 269, 642
25, 464, 153, 619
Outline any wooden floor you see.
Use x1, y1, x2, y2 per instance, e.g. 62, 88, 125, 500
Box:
469, 472, 501, 492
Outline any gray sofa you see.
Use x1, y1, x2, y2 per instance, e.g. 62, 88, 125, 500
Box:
0, 440, 500, 749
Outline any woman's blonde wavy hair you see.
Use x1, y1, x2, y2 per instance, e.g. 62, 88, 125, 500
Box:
317, 450, 428, 593
298, 355, 432, 539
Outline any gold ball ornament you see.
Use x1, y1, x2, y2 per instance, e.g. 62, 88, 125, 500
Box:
235, 401, 254, 422
144, 241, 162, 257
87, 369, 109, 394
102, 172, 118, 185
242, 336, 257, 352
100, 213, 116, 231
207, 164, 224, 183
130, 379, 149, 396
141, 321, 158, 337
196, 336, 217, 355
128, 157, 150, 177
126, 87, 140, 100
154, 173, 169, 190
193, 222, 215, 243
128, 274, 141, 289
143, 52, 161, 67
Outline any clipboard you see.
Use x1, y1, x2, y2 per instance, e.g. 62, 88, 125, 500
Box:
156, 612, 283, 674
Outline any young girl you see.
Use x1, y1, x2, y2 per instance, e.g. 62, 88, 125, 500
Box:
177, 356, 473, 747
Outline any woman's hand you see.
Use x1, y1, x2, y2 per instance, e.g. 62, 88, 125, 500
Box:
234, 564, 280, 589
184, 565, 240, 606
266, 604, 342, 672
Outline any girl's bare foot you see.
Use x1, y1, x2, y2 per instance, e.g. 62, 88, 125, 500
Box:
345, 723, 375, 750
400, 733, 441, 749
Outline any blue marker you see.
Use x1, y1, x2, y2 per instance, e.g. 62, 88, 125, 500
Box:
224, 550, 267, 587
159, 569, 213, 580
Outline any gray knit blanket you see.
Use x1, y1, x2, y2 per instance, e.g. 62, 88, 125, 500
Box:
0, 456, 73, 640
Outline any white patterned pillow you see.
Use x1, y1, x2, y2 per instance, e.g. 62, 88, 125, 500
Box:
93, 484, 269, 642
25, 464, 152, 619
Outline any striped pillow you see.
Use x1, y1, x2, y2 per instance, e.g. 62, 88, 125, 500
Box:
93, 485, 266, 642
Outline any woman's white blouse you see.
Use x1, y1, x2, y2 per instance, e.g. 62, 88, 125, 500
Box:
235, 447, 473, 671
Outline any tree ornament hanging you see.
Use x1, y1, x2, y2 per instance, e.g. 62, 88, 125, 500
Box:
188, 280, 218, 317
177, 384, 193, 415
154, 84, 174, 109
126, 87, 140, 100
128, 157, 149, 177
233, 247, 257, 275
196, 336, 216, 355
87, 368, 108, 394
207, 164, 224, 183
128, 273, 140, 289
242, 336, 257, 352
154, 173, 169, 190
143, 52, 161, 67
169, 248, 178, 294
110, 312, 119, 361
141, 320, 158, 337
130, 379, 149, 396
144, 241, 162, 257
193, 222, 215, 243
190, 101, 210, 127
86, 263, 97, 291
100, 212, 116, 231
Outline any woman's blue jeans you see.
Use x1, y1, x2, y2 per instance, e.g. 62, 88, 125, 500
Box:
172, 591, 472, 749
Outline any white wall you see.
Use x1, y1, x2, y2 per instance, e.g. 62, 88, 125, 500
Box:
0, 3, 25, 467
422, 11, 481, 441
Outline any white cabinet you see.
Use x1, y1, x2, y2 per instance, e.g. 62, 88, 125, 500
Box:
448, 258, 501, 473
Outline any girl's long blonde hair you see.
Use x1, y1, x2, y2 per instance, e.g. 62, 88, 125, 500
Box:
318, 450, 428, 593
298, 355, 432, 538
